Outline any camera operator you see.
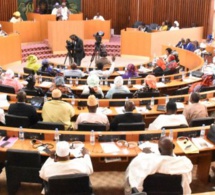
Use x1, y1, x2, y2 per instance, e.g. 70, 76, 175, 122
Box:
69, 34, 85, 66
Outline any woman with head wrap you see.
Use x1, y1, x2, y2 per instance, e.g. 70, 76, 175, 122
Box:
49, 76, 73, 97
23, 74, 44, 96
39, 59, 57, 76
10, 11, 23, 23
2, 69, 23, 93
133, 74, 159, 98
81, 74, 104, 98
26, 55, 41, 73
105, 76, 130, 99
166, 55, 178, 71
169, 21, 180, 31
122, 64, 138, 79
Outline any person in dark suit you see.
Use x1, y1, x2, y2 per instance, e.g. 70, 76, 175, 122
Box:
138, 23, 152, 32
175, 38, 186, 49
110, 100, 143, 131
70, 34, 85, 66
184, 38, 196, 52
8, 90, 39, 126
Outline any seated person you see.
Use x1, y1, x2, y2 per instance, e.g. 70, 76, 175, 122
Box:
40, 141, 93, 193
2, 69, 23, 93
125, 136, 193, 195
10, 11, 23, 23
122, 64, 139, 79
58, 2, 70, 21
75, 95, 109, 130
138, 23, 151, 32
152, 58, 166, 76
110, 100, 143, 131
194, 43, 207, 56
133, 74, 159, 98
148, 101, 188, 130
64, 63, 85, 78
93, 12, 105, 21
169, 21, 180, 31
206, 34, 213, 44
89, 56, 115, 78
39, 59, 57, 76
165, 55, 178, 72
8, 90, 39, 126
159, 21, 168, 31
26, 55, 41, 73
82, 75, 104, 98
105, 76, 130, 99
49, 76, 73, 97
184, 39, 196, 52
0, 24, 7, 36
175, 38, 186, 49
42, 89, 75, 130
51, 2, 60, 15
183, 92, 208, 125
95, 49, 111, 68
23, 74, 44, 96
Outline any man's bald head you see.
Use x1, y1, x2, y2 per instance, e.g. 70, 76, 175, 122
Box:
158, 136, 174, 156
16, 90, 27, 102
124, 100, 135, 112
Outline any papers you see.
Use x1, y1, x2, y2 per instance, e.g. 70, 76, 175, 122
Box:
138, 67, 152, 73
138, 141, 160, 154
200, 100, 214, 106
176, 102, 184, 109
0, 137, 18, 148
38, 81, 52, 88
117, 71, 125, 75
133, 84, 143, 90
177, 139, 199, 154
76, 85, 87, 90
183, 77, 199, 83
0, 94, 9, 108
135, 106, 148, 113
100, 142, 120, 153
156, 82, 166, 87
114, 107, 125, 114
97, 107, 112, 115
192, 137, 213, 149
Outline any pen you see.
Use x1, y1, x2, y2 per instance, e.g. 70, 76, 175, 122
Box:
185, 145, 191, 150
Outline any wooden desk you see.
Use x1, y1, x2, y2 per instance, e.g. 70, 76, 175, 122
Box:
0, 34, 22, 65
0, 21, 41, 43
69, 13, 83, 21
0, 126, 214, 182
121, 27, 204, 58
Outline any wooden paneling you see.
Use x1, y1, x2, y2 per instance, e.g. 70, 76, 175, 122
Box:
0, 0, 213, 36
0, 0, 17, 21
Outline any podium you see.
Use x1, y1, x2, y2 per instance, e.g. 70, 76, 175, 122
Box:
0, 34, 21, 65
121, 27, 204, 58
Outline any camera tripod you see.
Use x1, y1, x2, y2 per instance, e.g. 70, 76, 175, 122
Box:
64, 47, 74, 65
89, 42, 103, 67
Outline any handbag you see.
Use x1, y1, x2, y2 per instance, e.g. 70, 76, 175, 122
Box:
30, 96, 44, 110
207, 123, 215, 144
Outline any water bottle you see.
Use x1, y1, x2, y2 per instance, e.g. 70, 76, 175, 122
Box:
19, 126, 24, 140
54, 128, 60, 142
128, 78, 131, 86
39, 75, 42, 83
100, 78, 103, 85
165, 95, 169, 105
75, 77, 79, 86
69, 77, 73, 85
162, 75, 165, 83
44, 95, 47, 102
189, 71, 192, 78
86, 66, 89, 73
161, 128, 166, 137
125, 97, 129, 106
182, 71, 185, 81
200, 124, 205, 138
169, 129, 173, 141
71, 95, 75, 106
105, 78, 108, 86
90, 130, 95, 145
151, 97, 154, 106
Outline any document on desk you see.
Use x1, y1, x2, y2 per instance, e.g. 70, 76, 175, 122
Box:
138, 141, 160, 154
156, 82, 166, 87
0, 94, 9, 108
38, 81, 52, 88
100, 142, 120, 153
76, 85, 87, 90
0, 137, 18, 148
97, 107, 112, 115
114, 107, 125, 114
133, 84, 143, 90
191, 137, 213, 150
177, 139, 199, 154
117, 71, 125, 75
135, 106, 148, 113
176, 102, 184, 109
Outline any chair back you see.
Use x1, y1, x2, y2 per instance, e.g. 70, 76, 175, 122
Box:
161, 124, 188, 129
0, 84, 15, 94
143, 173, 183, 195
37, 70, 53, 77
78, 123, 106, 131
200, 86, 215, 92
189, 117, 214, 127
117, 122, 145, 131
45, 174, 93, 195
23, 88, 39, 96
5, 114, 30, 128
80, 94, 102, 99
112, 93, 133, 99
31, 121, 64, 130
174, 86, 189, 95
109, 101, 126, 107
137, 91, 160, 98
23, 67, 35, 75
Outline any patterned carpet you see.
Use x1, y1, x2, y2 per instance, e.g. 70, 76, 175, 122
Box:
0, 166, 215, 195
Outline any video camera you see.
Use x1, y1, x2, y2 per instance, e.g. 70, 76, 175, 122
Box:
66, 40, 74, 51
93, 31, 104, 45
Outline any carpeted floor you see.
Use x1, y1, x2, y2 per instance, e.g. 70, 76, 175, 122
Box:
0, 165, 215, 195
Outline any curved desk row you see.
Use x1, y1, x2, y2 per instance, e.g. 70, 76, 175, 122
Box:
0, 125, 213, 183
